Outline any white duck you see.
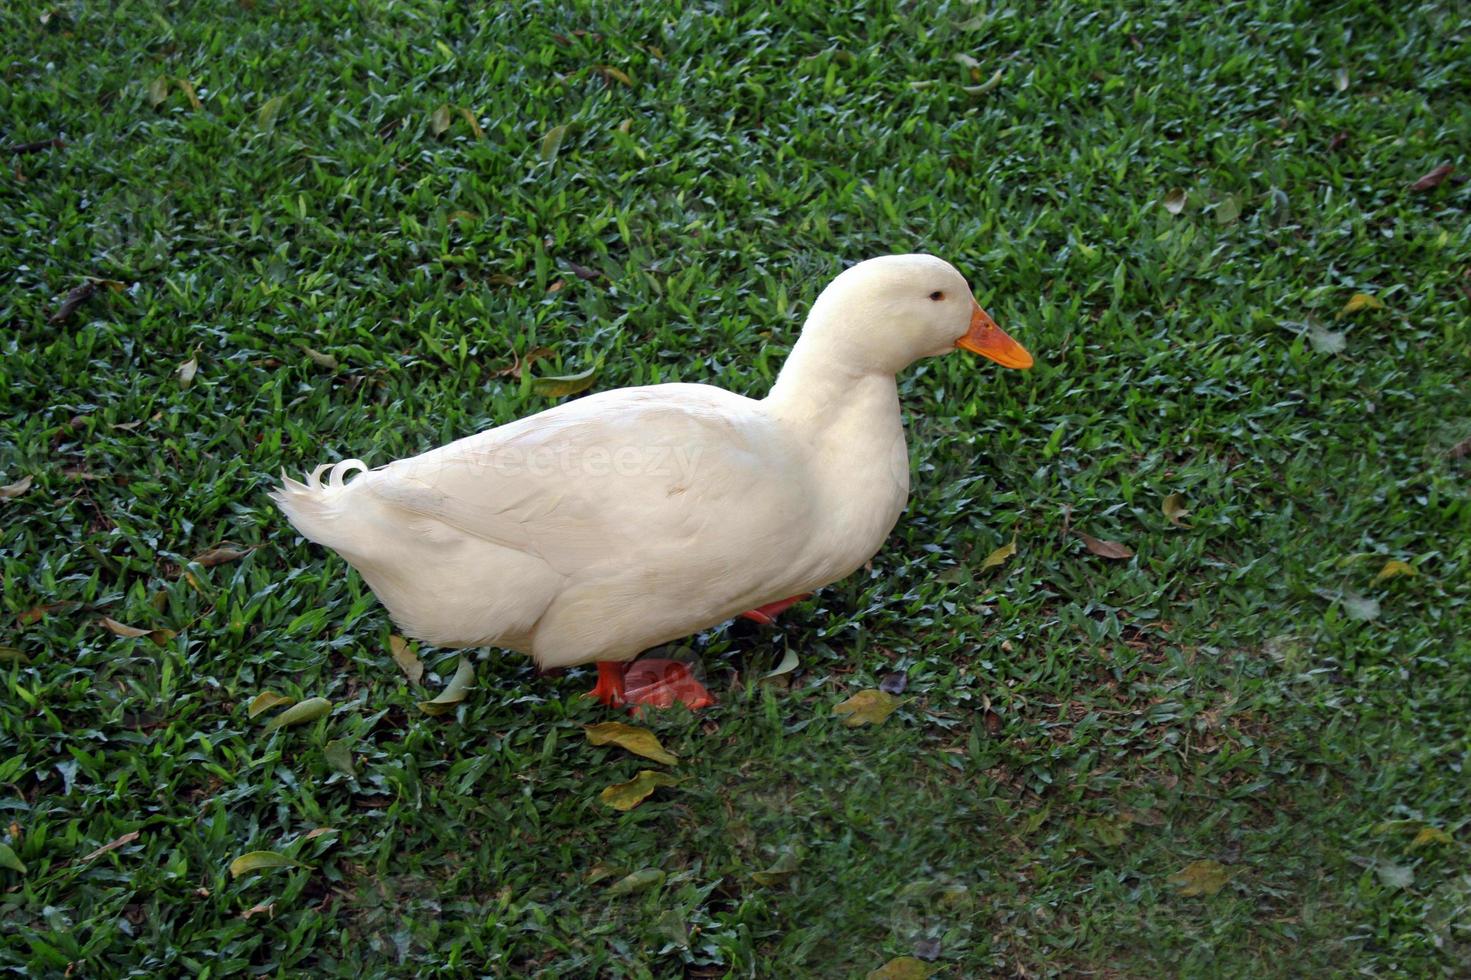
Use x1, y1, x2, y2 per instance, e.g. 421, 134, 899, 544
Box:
273, 254, 1032, 709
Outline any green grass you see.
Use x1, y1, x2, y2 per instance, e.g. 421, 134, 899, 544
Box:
3, 0, 1469, 975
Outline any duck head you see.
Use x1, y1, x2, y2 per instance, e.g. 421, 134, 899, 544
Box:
802, 253, 1033, 375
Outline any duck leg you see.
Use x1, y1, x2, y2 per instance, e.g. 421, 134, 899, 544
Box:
586, 659, 714, 711
739, 593, 811, 626
586, 661, 627, 707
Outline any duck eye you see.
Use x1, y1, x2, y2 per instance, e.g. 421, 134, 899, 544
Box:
928, 290, 945, 301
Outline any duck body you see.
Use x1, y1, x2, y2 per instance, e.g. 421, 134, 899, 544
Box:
273, 254, 1032, 697
274, 376, 908, 669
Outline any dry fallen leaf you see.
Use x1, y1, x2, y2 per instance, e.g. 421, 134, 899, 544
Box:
833, 689, 900, 727
980, 536, 1017, 570
599, 770, 679, 811
1163, 187, 1186, 215
1372, 559, 1416, 585
1168, 859, 1231, 897
0, 475, 32, 500
265, 697, 333, 730
49, 281, 99, 324
429, 104, 452, 135
751, 848, 801, 886
418, 657, 475, 715
1340, 292, 1385, 315
1162, 492, 1191, 528
241, 902, 276, 921
867, 957, 934, 980
247, 691, 294, 719
530, 365, 598, 397
1410, 826, 1452, 848
584, 721, 679, 766
302, 346, 338, 370
99, 617, 175, 644
228, 850, 295, 878
80, 830, 141, 863
389, 635, 424, 684
1078, 532, 1133, 560
1409, 164, 1453, 192
191, 546, 251, 567
606, 867, 665, 895
177, 357, 198, 389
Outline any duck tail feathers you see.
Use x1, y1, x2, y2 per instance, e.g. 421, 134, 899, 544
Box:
270, 458, 372, 550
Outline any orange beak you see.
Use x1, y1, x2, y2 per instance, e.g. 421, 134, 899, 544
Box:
956, 303, 1033, 369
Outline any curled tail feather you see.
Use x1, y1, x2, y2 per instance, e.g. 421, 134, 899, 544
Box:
271, 458, 372, 551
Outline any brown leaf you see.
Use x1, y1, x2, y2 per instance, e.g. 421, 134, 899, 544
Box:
1327, 130, 1348, 152
0, 475, 33, 500
99, 617, 175, 644
241, 901, 275, 921
81, 830, 141, 863
49, 281, 98, 324
176, 78, 202, 111
599, 770, 680, 811
191, 546, 251, 567
598, 65, 633, 87
456, 106, 484, 139
389, 635, 424, 685
565, 259, 602, 281
833, 689, 900, 727
1162, 493, 1191, 528
1078, 532, 1133, 560
6, 137, 65, 155
1447, 435, 1471, 460
584, 721, 679, 766
1163, 187, 1186, 215
1409, 164, 1453, 192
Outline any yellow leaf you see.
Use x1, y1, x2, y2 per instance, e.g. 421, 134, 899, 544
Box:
246, 691, 295, 719
751, 848, 801, 886
833, 689, 900, 727
1411, 826, 1452, 848
429, 105, 452, 136
1168, 859, 1231, 897
540, 123, 568, 161
228, 850, 294, 878
1340, 292, 1385, 315
418, 657, 475, 715
389, 635, 424, 685
177, 356, 198, 389
584, 722, 678, 766
867, 957, 934, 980
176, 77, 201, 110
599, 770, 679, 811
607, 867, 665, 894
264, 697, 332, 730
1372, 560, 1416, 585
257, 94, 286, 130
147, 76, 170, 107
1162, 492, 1191, 527
980, 536, 1016, 570
457, 106, 484, 139
530, 364, 599, 397
600, 65, 633, 86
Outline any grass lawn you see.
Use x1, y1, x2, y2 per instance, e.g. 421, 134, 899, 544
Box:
3, 0, 1470, 975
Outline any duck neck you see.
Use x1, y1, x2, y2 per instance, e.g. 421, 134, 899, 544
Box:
763, 329, 901, 431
